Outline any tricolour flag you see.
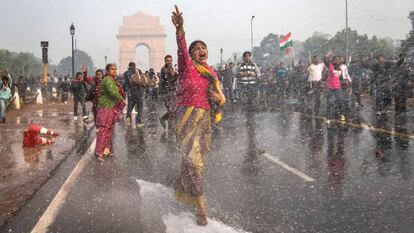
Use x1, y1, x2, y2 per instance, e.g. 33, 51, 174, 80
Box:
279, 32, 293, 55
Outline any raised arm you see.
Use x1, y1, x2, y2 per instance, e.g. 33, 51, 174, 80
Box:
323, 51, 332, 67
172, 5, 190, 74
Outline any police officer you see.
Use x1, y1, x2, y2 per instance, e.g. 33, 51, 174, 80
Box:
392, 52, 411, 113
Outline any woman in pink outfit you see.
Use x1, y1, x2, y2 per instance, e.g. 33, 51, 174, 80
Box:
172, 5, 225, 226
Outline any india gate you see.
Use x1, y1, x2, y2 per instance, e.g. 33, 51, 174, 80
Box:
117, 12, 166, 72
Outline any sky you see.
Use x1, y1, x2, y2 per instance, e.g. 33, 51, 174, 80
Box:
1, 0, 413, 71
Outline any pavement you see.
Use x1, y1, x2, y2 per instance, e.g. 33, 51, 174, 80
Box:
1, 95, 414, 233
0, 99, 94, 228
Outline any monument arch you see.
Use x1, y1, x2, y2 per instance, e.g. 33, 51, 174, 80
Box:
117, 12, 166, 72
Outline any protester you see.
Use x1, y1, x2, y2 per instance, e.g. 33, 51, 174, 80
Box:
362, 54, 394, 115
291, 59, 307, 99
59, 76, 70, 104
124, 62, 146, 127
172, 5, 225, 225
307, 55, 326, 113
91, 69, 104, 122
323, 51, 346, 122
0, 75, 12, 123
275, 61, 289, 101
236, 51, 261, 107
222, 63, 235, 102
148, 68, 160, 102
349, 61, 364, 107
159, 55, 178, 135
70, 72, 88, 120
17, 75, 28, 103
392, 52, 411, 113
340, 57, 352, 114
94, 63, 125, 162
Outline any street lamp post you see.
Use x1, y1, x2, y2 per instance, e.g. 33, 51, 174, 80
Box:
220, 48, 223, 67
70, 23, 75, 79
251, 16, 255, 55
345, 0, 349, 65
104, 55, 107, 66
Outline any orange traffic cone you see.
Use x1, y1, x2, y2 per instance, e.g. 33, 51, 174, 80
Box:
23, 131, 53, 147
28, 123, 60, 136
35, 135, 53, 145
23, 131, 37, 147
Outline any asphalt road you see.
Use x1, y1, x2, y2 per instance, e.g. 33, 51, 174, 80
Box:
3, 99, 414, 233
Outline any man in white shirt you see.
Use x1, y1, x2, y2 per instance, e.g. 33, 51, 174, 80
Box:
307, 55, 325, 113
340, 56, 352, 113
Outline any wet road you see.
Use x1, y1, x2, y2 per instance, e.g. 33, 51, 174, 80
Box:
3, 99, 414, 233
0, 102, 93, 227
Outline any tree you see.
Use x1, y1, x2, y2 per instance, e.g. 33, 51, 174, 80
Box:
301, 31, 330, 60
253, 33, 282, 66
401, 11, 414, 58
299, 29, 396, 62
0, 49, 43, 77
57, 49, 94, 76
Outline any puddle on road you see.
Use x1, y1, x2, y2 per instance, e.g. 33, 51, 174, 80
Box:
28, 111, 72, 118
136, 179, 249, 233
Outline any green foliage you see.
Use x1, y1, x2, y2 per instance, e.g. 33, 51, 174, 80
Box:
251, 28, 397, 67
301, 29, 396, 62
56, 49, 94, 76
300, 31, 330, 60
253, 33, 282, 66
0, 49, 43, 76
401, 11, 414, 58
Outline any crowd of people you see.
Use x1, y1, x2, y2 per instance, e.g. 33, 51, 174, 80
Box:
217, 50, 413, 121
0, 5, 413, 226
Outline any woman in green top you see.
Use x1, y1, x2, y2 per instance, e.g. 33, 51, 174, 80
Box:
95, 63, 125, 162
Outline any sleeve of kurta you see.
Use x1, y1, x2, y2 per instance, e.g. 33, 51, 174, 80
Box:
176, 32, 191, 75
102, 77, 124, 102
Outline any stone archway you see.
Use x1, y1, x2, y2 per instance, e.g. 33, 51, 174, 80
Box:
117, 12, 166, 73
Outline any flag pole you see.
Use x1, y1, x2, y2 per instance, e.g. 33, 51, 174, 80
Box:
291, 37, 295, 59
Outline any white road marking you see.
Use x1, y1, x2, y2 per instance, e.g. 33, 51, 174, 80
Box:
31, 139, 96, 233
263, 153, 315, 182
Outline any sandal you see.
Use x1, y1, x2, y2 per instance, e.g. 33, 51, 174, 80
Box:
196, 208, 208, 226
95, 154, 105, 162
104, 153, 115, 158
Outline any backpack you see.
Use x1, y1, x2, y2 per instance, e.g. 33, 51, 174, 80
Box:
131, 70, 147, 87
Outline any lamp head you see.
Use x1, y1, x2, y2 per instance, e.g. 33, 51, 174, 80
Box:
70, 23, 75, 36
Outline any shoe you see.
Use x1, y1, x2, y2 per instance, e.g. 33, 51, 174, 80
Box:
95, 154, 105, 163
136, 122, 143, 127
376, 111, 382, 116
83, 116, 89, 120
339, 115, 345, 122
1, 118, 5, 123
160, 118, 166, 129
125, 116, 131, 125
74, 116, 78, 120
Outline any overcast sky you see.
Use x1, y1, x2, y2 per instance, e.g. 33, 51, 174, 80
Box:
1, 0, 413, 70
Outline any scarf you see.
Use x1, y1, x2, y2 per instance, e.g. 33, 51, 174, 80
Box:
193, 62, 226, 123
